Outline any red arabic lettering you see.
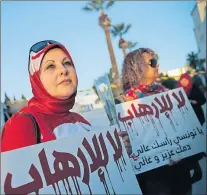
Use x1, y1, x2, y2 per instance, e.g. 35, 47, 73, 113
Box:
151, 102, 159, 119
77, 148, 92, 194
82, 134, 109, 172
39, 148, 81, 194
118, 109, 134, 123
106, 129, 126, 181
172, 90, 186, 109
154, 94, 173, 114
4, 164, 43, 195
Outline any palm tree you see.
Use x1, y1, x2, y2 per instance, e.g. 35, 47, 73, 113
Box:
111, 23, 137, 56
186, 52, 206, 71
197, 59, 206, 70
4, 93, 11, 105
127, 41, 137, 52
21, 94, 26, 100
83, 0, 122, 96
187, 52, 198, 69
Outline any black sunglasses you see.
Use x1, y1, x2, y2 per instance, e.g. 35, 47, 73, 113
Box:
30, 40, 60, 53
138, 48, 158, 68
149, 58, 158, 68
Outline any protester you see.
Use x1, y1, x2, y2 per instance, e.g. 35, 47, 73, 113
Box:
1, 40, 131, 155
177, 73, 206, 184
178, 73, 206, 126
115, 48, 197, 195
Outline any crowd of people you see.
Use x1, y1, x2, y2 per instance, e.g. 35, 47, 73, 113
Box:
1, 40, 206, 195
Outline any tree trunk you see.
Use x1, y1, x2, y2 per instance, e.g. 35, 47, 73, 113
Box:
122, 47, 127, 57
103, 27, 122, 97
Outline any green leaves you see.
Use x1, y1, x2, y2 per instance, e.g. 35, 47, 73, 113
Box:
187, 51, 199, 69
83, 6, 94, 11
83, 0, 115, 12
111, 23, 131, 37
128, 41, 137, 49
123, 24, 131, 35
106, 1, 115, 9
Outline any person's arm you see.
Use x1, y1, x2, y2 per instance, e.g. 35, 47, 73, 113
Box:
1, 116, 37, 152
118, 131, 132, 155
191, 161, 202, 184
191, 85, 206, 106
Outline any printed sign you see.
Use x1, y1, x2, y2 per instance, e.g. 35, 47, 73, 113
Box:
115, 88, 206, 174
1, 126, 142, 195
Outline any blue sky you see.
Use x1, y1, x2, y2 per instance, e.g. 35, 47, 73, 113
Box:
1, 1, 197, 101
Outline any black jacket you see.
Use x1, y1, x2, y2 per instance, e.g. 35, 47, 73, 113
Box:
189, 84, 206, 125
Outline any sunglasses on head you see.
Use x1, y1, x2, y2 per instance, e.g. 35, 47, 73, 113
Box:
30, 40, 60, 53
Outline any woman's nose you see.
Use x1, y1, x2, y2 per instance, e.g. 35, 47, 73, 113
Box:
59, 64, 69, 75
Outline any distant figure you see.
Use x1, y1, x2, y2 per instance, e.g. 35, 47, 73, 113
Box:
177, 73, 206, 188
177, 73, 206, 126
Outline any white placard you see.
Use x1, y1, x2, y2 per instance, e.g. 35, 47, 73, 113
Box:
115, 88, 206, 174
1, 125, 142, 195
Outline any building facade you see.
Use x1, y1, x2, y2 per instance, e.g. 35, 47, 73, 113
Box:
191, 1, 206, 69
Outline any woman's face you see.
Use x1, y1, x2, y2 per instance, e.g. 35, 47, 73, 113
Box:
40, 48, 78, 100
140, 52, 159, 85
180, 78, 189, 87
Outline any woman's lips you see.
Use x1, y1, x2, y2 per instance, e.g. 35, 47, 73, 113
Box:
59, 78, 72, 85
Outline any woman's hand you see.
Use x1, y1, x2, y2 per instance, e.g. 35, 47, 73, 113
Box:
118, 131, 132, 155
168, 159, 181, 166
190, 100, 197, 105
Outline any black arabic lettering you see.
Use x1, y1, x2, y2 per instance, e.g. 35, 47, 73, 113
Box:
154, 155, 160, 163
186, 145, 191, 150
190, 131, 197, 139
196, 127, 204, 135
151, 140, 161, 149
161, 152, 168, 161
165, 137, 172, 146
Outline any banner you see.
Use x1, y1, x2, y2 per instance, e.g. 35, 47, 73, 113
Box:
94, 74, 119, 126
1, 125, 142, 195
115, 88, 206, 174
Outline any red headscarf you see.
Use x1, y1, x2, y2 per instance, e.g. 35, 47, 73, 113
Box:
6, 41, 90, 143
28, 43, 76, 114
177, 73, 193, 96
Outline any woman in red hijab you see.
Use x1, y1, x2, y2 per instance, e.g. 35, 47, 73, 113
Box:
177, 73, 206, 125
1, 40, 131, 154
1, 40, 91, 152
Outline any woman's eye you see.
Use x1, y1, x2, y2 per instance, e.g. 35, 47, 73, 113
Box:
47, 64, 55, 69
64, 61, 72, 66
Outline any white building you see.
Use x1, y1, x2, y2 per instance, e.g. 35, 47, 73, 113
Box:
191, 1, 206, 69
72, 93, 103, 113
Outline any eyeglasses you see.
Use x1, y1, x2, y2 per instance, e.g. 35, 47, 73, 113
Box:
29, 40, 60, 53
138, 48, 158, 68
148, 58, 158, 68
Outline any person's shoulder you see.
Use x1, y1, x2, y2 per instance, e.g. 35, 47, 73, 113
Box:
3, 112, 36, 135
1, 113, 37, 152
115, 94, 128, 104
